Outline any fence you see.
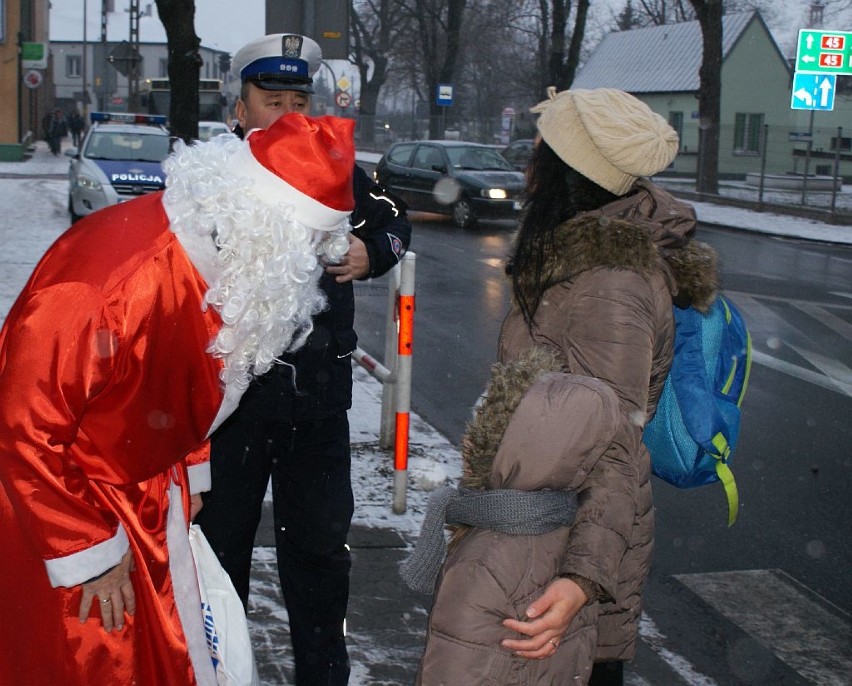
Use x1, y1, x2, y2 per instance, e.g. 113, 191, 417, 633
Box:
661, 122, 851, 221
349, 113, 852, 219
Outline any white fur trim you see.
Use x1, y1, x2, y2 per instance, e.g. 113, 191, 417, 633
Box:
207, 381, 245, 437
228, 143, 351, 231
45, 525, 130, 588
188, 462, 212, 494
167, 215, 220, 288
166, 480, 218, 686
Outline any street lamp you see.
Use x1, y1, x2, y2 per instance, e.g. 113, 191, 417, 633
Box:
320, 60, 337, 115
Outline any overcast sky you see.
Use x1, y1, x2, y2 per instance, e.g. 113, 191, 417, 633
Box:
50, 0, 267, 55
48, 0, 841, 60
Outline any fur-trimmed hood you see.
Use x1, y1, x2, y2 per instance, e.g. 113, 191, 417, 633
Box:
580, 179, 718, 311
461, 347, 564, 490
514, 210, 718, 316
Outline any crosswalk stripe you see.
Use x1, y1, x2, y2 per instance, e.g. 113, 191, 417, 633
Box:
673, 569, 852, 686
723, 292, 852, 396
639, 612, 720, 685
752, 349, 852, 397
787, 343, 852, 391
792, 301, 852, 341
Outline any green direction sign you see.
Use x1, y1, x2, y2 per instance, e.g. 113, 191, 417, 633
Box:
796, 29, 852, 75
21, 42, 47, 69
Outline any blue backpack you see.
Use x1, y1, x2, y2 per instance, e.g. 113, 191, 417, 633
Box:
643, 296, 752, 526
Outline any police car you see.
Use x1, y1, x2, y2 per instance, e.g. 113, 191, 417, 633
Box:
66, 112, 170, 222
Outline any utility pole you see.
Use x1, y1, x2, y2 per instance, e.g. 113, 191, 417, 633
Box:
100, 0, 108, 111
17, 32, 24, 145
128, 0, 141, 111
82, 0, 88, 120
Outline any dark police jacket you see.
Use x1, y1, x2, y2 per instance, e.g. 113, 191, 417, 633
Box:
219, 164, 412, 426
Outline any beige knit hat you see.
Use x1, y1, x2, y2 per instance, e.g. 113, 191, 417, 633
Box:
531, 87, 679, 196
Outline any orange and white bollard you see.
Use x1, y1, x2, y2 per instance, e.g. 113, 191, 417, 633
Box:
392, 252, 416, 514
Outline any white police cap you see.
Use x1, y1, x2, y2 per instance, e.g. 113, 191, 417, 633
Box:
232, 33, 322, 93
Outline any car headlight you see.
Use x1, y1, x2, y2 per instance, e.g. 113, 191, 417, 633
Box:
76, 173, 103, 192
481, 188, 508, 199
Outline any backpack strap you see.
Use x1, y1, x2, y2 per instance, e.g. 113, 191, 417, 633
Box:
715, 460, 739, 527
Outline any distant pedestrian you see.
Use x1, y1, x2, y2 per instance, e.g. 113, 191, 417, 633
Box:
41, 111, 52, 143
68, 109, 85, 147
47, 108, 67, 156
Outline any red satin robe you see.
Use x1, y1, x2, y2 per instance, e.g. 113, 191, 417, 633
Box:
0, 193, 225, 685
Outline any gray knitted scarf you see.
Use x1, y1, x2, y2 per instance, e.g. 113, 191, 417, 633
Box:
399, 485, 578, 595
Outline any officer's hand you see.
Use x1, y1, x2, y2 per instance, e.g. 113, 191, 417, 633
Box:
325, 234, 370, 283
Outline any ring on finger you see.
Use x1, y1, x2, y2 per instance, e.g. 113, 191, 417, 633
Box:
548, 638, 558, 648
100, 597, 111, 604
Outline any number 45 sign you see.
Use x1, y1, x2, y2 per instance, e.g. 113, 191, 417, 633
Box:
796, 29, 852, 74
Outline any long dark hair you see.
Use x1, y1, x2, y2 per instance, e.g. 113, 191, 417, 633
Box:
508, 140, 619, 326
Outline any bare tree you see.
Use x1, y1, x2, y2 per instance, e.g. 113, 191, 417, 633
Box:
530, 0, 592, 93
155, 0, 201, 143
453, 1, 529, 141
615, 0, 642, 30
634, 0, 694, 25
397, 0, 468, 138
689, 0, 722, 194
350, 0, 412, 144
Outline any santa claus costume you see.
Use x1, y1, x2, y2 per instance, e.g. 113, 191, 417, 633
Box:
0, 113, 354, 685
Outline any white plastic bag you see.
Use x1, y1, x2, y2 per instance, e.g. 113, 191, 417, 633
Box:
189, 524, 261, 686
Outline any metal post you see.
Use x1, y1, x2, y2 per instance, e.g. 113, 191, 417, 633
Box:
17, 32, 24, 145
100, 0, 108, 111
320, 61, 337, 115
831, 126, 842, 214
82, 0, 89, 121
801, 109, 814, 206
128, 0, 140, 112
757, 123, 768, 209
392, 253, 416, 514
303, 0, 315, 38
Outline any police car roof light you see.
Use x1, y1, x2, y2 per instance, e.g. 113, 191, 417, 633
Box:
89, 112, 168, 126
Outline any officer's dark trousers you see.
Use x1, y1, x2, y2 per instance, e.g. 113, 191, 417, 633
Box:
197, 411, 353, 686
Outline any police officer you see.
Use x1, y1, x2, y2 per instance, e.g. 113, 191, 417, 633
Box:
195, 33, 412, 686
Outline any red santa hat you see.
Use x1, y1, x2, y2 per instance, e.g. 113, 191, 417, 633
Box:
228, 113, 355, 230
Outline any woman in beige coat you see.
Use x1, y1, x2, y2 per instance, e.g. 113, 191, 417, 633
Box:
409, 88, 719, 685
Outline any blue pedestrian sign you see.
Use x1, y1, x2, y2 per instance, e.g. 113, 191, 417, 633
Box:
791, 72, 837, 110
436, 84, 453, 107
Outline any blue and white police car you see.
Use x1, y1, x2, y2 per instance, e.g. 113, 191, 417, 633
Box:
66, 112, 171, 222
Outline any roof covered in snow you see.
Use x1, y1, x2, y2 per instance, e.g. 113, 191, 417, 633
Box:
573, 12, 790, 94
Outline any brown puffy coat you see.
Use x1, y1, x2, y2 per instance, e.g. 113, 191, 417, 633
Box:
416, 183, 717, 684
499, 185, 717, 664
416, 356, 628, 685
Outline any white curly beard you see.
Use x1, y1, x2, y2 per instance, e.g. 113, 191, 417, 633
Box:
162, 134, 351, 391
